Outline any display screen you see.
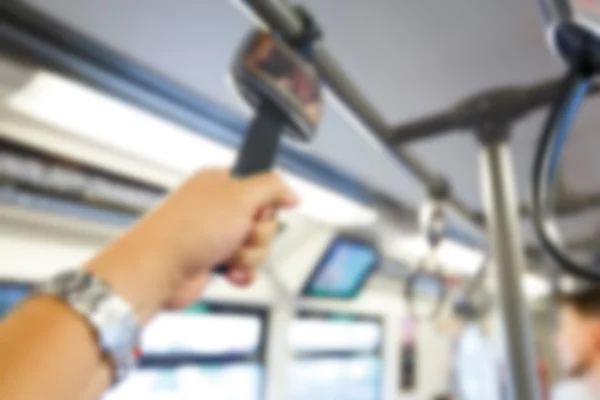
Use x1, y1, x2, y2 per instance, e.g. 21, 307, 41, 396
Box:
235, 31, 322, 138
141, 312, 262, 357
105, 363, 263, 400
288, 356, 381, 400
0, 283, 31, 319
303, 238, 379, 298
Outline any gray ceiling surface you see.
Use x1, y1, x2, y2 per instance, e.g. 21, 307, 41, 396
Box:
20, 0, 600, 243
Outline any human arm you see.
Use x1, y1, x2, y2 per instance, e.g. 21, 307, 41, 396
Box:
0, 169, 297, 400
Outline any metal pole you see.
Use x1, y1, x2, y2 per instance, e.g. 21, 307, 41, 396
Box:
479, 135, 540, 400
239, 0, 482, 229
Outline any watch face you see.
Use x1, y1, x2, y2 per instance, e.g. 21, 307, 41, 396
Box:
40, 271, 140, 381
54, 272, 105, 313
55, 271, 92, 293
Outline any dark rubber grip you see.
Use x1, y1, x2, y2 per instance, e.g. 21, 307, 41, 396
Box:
213, 100, 287, 275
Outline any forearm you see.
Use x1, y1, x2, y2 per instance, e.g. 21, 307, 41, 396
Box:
0, 224, 178, 400
0, 296, 112, 399
0, 170, 287, 399
82, 364, 112, 400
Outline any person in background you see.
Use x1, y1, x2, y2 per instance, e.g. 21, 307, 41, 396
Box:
448, 299, 502, 400
552, 287, 600, 399
537, 353, 551, 400
0, 169, 297, 399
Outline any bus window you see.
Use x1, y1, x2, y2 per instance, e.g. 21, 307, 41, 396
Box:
287, 311, 383, 400
104, 303, 268, 400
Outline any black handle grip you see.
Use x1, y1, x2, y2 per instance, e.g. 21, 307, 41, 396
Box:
213, 100, 288, 275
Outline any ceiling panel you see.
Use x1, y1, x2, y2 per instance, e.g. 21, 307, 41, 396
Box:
301, 0, 560, 122
21, 0, 427, 205
20, 0, 600, 241
298, 0, 570, 212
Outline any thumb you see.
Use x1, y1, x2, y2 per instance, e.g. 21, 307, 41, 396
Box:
239, 173, 299, 209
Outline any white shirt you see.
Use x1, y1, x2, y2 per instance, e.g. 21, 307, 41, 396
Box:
552, 378, 595, 400
454, 324, 502, 400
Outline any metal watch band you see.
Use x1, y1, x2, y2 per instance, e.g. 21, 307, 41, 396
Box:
37, 270, 141, 384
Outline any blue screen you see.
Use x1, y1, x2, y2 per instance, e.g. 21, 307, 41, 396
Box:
0, 284, 30, 319
305, 239, 378, 298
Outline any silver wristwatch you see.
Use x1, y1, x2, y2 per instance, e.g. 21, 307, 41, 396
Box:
37, 270, 141, 383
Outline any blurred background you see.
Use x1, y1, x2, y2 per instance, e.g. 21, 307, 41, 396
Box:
3, 0, 600, 399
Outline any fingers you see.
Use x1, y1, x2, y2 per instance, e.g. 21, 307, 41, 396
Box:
247, 219, 278, 246
239, 173, 299, 210
226, 268, 254, 287
230, 246, 269, 270
226, 211, 278, 286
226, 246, 269, 287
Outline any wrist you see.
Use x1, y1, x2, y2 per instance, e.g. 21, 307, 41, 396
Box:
36, 270, 142, 384
85, 225, 179, 324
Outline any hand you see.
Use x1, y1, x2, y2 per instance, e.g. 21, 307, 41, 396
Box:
86, 169, 298, 322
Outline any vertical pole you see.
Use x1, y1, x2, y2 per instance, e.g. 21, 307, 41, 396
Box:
265, 304, 292, 400
479, 134, 540, 400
